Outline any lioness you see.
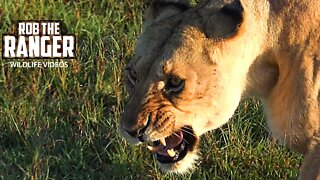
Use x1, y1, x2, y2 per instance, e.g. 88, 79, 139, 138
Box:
120, 0, 320, 178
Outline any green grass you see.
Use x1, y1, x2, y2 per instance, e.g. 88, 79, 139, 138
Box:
0, 0, 302, 179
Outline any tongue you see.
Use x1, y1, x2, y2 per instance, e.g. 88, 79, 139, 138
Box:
157, 131, 183, 156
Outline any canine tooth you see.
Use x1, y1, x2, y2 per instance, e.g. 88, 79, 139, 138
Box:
147, 146, 157, 153
167, 149, 176, 157
159, 138, 166, 146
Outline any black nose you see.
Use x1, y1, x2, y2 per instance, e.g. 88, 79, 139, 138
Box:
125, 114, 152, 142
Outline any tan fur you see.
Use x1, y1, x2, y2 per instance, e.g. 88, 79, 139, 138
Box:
120, 0, 320, 178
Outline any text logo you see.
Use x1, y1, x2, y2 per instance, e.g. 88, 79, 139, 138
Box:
2, 20, 76, 59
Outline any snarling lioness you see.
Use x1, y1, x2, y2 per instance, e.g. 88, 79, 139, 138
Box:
119, 0, 320, 178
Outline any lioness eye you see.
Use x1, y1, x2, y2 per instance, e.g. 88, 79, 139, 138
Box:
127, 69, 137, 85
165, 76, 185, 94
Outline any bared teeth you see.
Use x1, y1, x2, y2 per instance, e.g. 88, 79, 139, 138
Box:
159, 138, 166, 146
167, 149, 176, 157
147, 137, 169, 155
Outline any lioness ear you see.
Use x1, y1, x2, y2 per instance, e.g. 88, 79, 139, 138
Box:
205, 0, 244, 39
144, 0, 190, 25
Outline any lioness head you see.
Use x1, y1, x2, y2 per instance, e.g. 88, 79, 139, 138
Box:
120, 0, 263, 173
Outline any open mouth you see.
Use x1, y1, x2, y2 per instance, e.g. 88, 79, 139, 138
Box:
147, 126, 198, 164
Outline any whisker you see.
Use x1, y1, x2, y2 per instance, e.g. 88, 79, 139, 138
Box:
180, 128, 197, 139
172, 131, 180, 138
172, 122, 193, 130
170, 122, 197, 139
173, 123, 195, 133
170, 130, 190, 145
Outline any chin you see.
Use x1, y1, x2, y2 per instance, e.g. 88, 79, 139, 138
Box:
158, 150, 200, 174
